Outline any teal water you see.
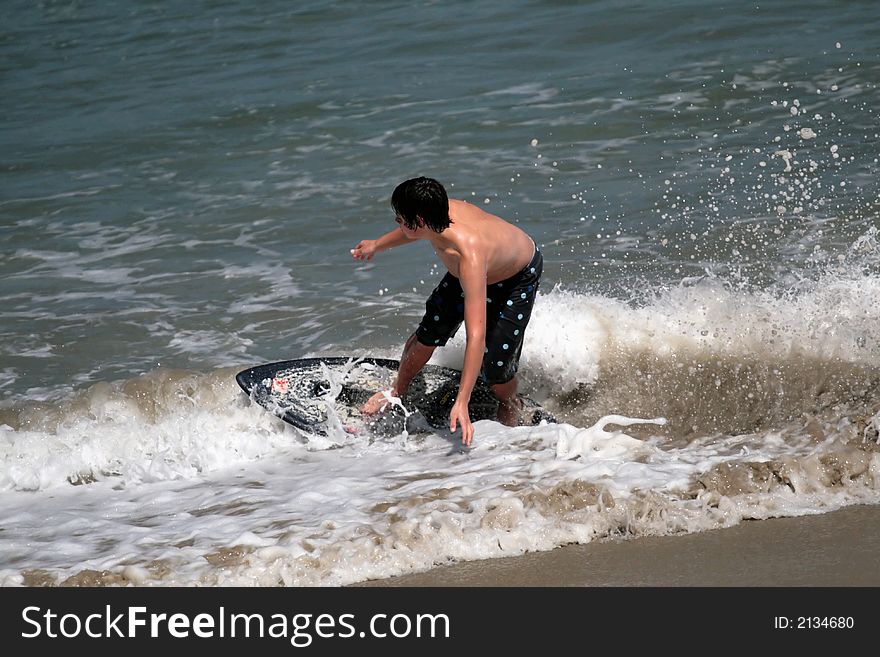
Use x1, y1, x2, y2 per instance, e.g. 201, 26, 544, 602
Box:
2, 0, 878, 397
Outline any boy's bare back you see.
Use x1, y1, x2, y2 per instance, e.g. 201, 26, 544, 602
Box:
431, 199, 536, 283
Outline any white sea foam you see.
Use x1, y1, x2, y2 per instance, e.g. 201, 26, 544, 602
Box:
555, 415, 667, 460
2, 402, 875, 587
426, 240, 880, 402
1, 251, 878, 586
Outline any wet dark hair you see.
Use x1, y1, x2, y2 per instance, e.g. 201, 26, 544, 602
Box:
391, 177, 451, 233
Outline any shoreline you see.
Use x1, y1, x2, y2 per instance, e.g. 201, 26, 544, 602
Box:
355, 504, 880, 587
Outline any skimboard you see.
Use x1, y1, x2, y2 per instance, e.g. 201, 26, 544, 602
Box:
235, 357, 555, 436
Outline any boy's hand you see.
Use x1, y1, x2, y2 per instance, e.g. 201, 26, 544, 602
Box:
351, 240, 377, 261
449, 399, 474, 446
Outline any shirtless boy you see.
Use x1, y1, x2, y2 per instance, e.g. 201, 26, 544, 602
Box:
351, 177, 542, 446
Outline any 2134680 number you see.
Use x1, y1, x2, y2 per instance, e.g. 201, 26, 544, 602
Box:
797, 617, 853, 629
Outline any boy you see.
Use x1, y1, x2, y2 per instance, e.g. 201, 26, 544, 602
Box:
351, 177, 542, 446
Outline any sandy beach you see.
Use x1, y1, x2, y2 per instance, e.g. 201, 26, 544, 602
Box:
357, 504, 880, 587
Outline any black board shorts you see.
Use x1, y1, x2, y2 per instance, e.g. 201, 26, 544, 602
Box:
415, 244, 542, 385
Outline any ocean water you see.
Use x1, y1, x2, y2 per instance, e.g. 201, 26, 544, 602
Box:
1, 0, 879, 586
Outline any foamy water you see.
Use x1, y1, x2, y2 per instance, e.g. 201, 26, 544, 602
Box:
2, 260, 878, 586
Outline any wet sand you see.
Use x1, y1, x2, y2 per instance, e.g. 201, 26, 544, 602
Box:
357, 504, 880, 586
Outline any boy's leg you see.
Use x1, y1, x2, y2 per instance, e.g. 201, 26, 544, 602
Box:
483, 248, 542, 426
362, 333, 434, 414
395, 332, 435, 395
491, 376, 523, 427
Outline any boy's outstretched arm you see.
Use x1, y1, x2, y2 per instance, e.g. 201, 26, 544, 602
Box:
351, 228, 414, 261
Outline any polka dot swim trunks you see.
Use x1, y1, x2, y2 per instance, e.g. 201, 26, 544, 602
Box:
415, 243, 543, 384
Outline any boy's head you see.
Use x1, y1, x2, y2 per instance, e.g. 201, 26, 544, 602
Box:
391, 177, 451, 233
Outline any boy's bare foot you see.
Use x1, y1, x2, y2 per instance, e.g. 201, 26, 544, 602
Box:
361, 390, 393, 415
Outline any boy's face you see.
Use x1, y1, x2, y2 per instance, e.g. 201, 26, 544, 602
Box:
395, 213, 422, 238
